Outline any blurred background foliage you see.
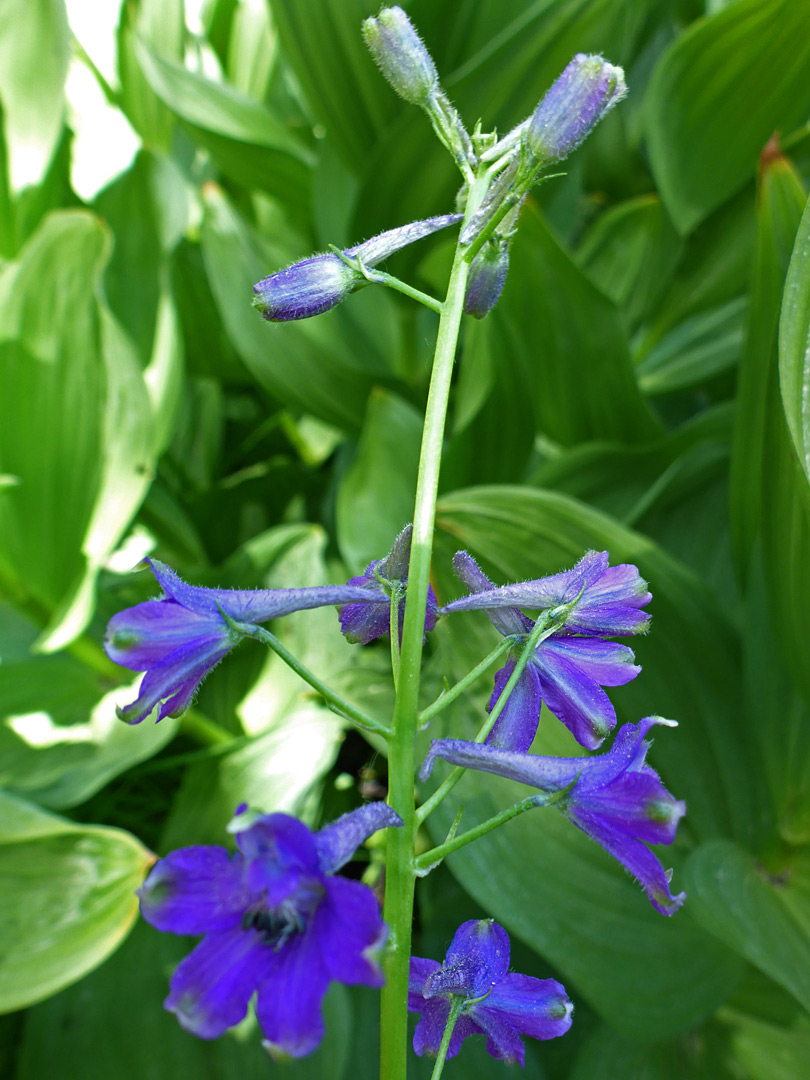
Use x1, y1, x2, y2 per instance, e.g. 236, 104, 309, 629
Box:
1, 0, 810, 1076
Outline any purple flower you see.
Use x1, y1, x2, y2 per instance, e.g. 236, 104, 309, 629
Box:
464, 239, 510, 319
105, 559, 389, 723
421, 717, 686, 916
253, 215, 460, 321
408, 919, 572, 1064
442, 551, 650, 750
526, 54, 627, 164
139, 802, 402, 1057
338, 524, 439, 645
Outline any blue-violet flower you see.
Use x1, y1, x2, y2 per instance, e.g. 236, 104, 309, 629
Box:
442, 550, 650, 751
253, 215, 460, 322
105, 559, 391, 723
408, 919, 572, 1064
338, 524, 439, 645
139, 802, 402, 1057
421, 717, 686, 915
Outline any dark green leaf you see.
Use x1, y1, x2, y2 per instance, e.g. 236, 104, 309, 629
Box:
778, 193, 810, 489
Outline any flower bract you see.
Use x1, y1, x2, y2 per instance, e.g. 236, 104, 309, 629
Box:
139, 802, 402, 1057
408, 919, 572, 1064
421, 717, 686, 915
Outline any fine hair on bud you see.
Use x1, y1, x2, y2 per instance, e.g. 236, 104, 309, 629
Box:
362, 6, 439, 106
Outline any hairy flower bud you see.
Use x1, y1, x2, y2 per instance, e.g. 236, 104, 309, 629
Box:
362, 6, 438, 106
526, 54, 627, 165
253, 214, 460, 322
464, 240, 510, 319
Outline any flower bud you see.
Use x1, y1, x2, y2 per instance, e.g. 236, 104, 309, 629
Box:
526, 54, 627, 164
253, 214, 460, 322
362, 6, 438, 106
464, 240, 510, 319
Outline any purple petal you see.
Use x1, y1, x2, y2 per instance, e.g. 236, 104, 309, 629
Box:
570, 809, 686, 915
579, 717, 673, 788
236, 814, 322, 906
476, 973, 573, 1041
449, 551, 528, 637
530, 643, 619, 749
105, 601, 226, 669
466, 1009, 526, 1065
540, 637, 640, 687
408, 956, 442, 1008
255, 925, 331, 1057
165, 926, 265, 1039
253, 253, 354, 322
148, 558, 385, 625
315, 803, 402, 874
574, 768, 686, 846
117, 634, 231, 724
316, 877, 386, 986
425, 920, 510, 1001
338, 597, 390, 645
486, 659, 544, 752
446, 550, 608, 614
139, 846, 248, 934
420, 737, 582, 789
349, 215, 462, 266
413, 999, 479, 1059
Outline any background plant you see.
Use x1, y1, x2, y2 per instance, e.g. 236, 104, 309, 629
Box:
1, 0, 810, 1078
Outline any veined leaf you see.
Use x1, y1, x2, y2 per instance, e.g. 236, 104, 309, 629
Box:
779, 194, 810, 489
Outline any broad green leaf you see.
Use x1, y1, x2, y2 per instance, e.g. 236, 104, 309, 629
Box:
0, 790, 151, 1012
478, 204, 660, 447
570, 1021, 738, 1080
117, 0, 185, 150
725, 1011, 810, 1080
779, 193, 810, 489
226, 0, 278, 102
0, 0, 69, 192
684, 841, 810, 1014
336, 389, 422, 573
637, 297, 746, 396
268, 0, 396, 167
200, 185, 399, 433
135, 38, 314, 215
16, 921, 351, 1080
645, 0, 810, 232
576, 195, 683, 334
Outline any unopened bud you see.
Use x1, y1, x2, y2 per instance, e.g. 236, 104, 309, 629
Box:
363, 6, 438, 106
464, 240, 510, 319
526, 54, 627, 164
253, 214, 461, 322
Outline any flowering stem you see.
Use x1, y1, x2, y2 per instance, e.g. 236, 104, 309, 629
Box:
390, 588, 402, 690
429, 997, 464, 1080
379, 176, 483, 1079
415, 612, 559, 825
417, 636, 515, 728
363, 268, 443, 313
233, 622, 390, 737
414, 796, 540, 873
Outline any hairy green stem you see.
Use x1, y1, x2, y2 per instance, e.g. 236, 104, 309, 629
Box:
233, 622, 390, 737
415, 796, 539, 873
417, 636, 515, 728
429, 997, 464, 1080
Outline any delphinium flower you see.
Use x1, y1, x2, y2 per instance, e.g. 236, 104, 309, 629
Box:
408, 919, 572, 1064
105, 558, 394, 723
421, 717, 686, 915
252, 214, 460, 322
138, 802, 402, 1056
442, 550, 651, 751
338, 524, 439, 645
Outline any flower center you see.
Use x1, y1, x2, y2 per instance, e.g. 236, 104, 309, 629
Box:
242, 903, 306, 950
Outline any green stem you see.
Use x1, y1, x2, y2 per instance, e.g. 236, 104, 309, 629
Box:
364, 268, 443, 314
179, 709, 235, 746
418, 636, 514, 728
430, 998, 464, 1080
390, 588, 402, 690
416, 613, 558, 825
379, 171, 487, 1080
233, 622, 390, 737
415, 796, 539, 874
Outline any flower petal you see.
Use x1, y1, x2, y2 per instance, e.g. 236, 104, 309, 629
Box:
255, 925, 331, 1057
465, 1008, 526, 1065
420, 737, 582, 790
165, 926, 265, 1038
105, 601, 225, 669
540, 637, 640, 687
236, 814, 322, 906
530, 642, 619, 749
439, 919, 510, 997
575, 767, 686, 845
445, 550, 609, 614
139, 846, 248, 934
413, 999, 479, 1059
315, 803, 402, 874
476, 973, 573, 1041
408, 956, 442, 1008
449, 551, 528, 636
316, 877, 386, 986
117, 634, 231, 724
486, 659, 544, 752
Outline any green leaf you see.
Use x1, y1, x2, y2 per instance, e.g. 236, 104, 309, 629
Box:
778, 193, 810, 489
645, 0, 810, 232
117, 0, 185, 150
199, 185, 398, 434
135, 38, 314, 214
0, 0, 69, 192
684, 841, 810, 1014
725, 1011, 810, 1080
15, 921, 351, 1080
336, 389, 422, 573
0, 789, 151, 1013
